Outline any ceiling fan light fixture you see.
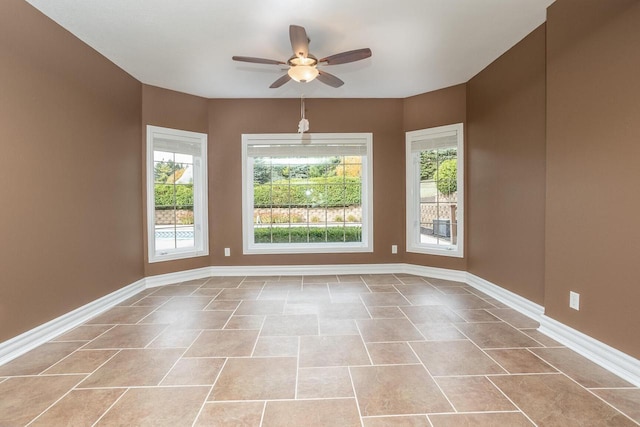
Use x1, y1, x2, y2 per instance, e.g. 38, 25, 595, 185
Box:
288, 65, 319, 83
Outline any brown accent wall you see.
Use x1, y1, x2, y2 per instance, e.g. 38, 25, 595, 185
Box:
545, 0, 640, 357
402, 85, 468, 271
142, 85, 210, 276
208, 98, 405, 267
0, 0, 143, 341
466, 25, 547, 304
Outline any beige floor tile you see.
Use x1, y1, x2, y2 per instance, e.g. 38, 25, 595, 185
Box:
303, 275, 340, 283
210, 357, 297, 400
331, 293, 368, 303
491, 374, 636, 426
252, 336, 299, 357
0, 375, 84, 426
181, 278, 209, 286
351, 364, 452, 416
485, 348, 557, 373
261, 314, 319, 336
160, 357, 225, 385
455, 322, 542, 348
147, 328, 201, 348
436, 286, 472, 295
318, 302, 371, 319
429, 412, 534, 426
235, 300, 285, 315
328, 282, 371, 294
403, 293, 445, 305
416, 323, 467, 340
156, 296, 214, 311
215, 288, 262, 300
224, 315, 265, 329
30, 389, 124, 427
132, 296, 173, 307
52, 325, 113, 341
438, 294, 497, 310
86, 306, 157, 324
142, 309, 231, 329
367, 342, 419, 365
318, 318, 359, 335
258, 289, 290, 301
357, 318, 423, 342
454, 309, 500, 322
363, 415, 430, 426
300, 335, 370, 367
436, 376, 515, 411
360, 292, 410, 307
361, 274, 401, 285
97, 386, 208, 426
400, 305, 466, 324
297, 367, 354, 398
367, 284, 400, 293
202, 277, 244, 288
78, 348, 183, 387
367, 306, 406, 318
411, 341, 505, 375
0, 341, 83, 375
186, 330, 259, 357
395, 283, 441, 296
592, 388, 640, 423
148, 285, 200, 296
337, 274, 365, 282
531, 347, 634, 387
83, 324, 167, 349
521, 329, 564, 347
487, 308, 540, 328
397, 276, 430, 284
194, 401, 265, 427
287, 289, 332, 304
192, 288, 223, 297
264, 281, 301, 291
262, 398, 361, 427
427, 278, 466, 287
43, 349, 118, 374
206, 300, 241, 310
238, 281, 266, 289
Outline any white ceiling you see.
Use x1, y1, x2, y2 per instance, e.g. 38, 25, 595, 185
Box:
25, 0, 554, 99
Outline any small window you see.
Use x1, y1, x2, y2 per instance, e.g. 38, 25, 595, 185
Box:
242, 133, 373, 254
406, 123, 464, 257
146, 125, 208, 263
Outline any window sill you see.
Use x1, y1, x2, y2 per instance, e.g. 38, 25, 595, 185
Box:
244, 243, 373, 255
406, 245, 463, 258
148, 249, 209, 263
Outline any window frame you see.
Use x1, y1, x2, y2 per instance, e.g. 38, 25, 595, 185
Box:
241, 133, 373, 255
405, 123, 464, 258
146, 125, 209, 263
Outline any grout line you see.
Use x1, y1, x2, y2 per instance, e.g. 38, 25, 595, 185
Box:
24, 374, 89, 426
484, 375, 540, 427
258, 400, 267, 427
90, 387, 129, 427
406, 342, 458, 413
294, 337, 300, 399
346, 367, 365, 426
191, 357, 228, 426
157, 332, 203, 386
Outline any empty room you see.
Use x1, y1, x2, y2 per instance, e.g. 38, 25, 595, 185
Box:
0, 0, 639, 425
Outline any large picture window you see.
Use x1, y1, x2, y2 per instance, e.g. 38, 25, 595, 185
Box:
242, 133, 373, 254
146, 125, 208, 263
406, 123, 464, 257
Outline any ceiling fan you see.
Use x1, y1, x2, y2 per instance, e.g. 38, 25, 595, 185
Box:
232, 25, 372, 88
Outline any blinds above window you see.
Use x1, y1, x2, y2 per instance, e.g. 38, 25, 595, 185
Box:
153, 137, 203, 157
410, 131, 458, 152
247, 143, 367, 158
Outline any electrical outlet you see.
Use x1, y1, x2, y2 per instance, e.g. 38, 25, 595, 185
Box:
224, 248, 230, 257
391, 245, 398, 254
569, 291, 580, 310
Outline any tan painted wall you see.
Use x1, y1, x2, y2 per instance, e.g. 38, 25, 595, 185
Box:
208, 98, 406, 267
402, 85, 468, 271
0, 0, 143, 341
141, 85, 210, 277
545, 0, 640, 358
467, 25, 547, 304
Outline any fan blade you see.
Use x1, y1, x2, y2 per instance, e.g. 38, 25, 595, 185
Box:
232, 56, 285, 65
289, 25, 309, 58
269, 74, 292, 88
319, 48, 372, 65
317, 70, 344, 88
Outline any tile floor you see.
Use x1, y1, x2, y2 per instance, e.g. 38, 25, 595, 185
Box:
0, 273, 638, 426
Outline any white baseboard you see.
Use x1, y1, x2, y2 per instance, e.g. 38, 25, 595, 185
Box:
465, 272, 545, 322
144, 266, 213, 288
539, 315, 640, 387
0, 278, 145, 367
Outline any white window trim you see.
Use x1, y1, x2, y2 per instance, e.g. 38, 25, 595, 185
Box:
146, 125, 209, 263
405, 123, 464, 258
242, 133, 373, 255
